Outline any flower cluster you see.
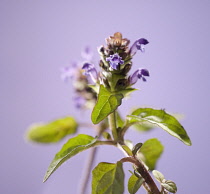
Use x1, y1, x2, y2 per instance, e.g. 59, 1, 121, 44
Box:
83, 32, 150, 92
61, 32, 149, 108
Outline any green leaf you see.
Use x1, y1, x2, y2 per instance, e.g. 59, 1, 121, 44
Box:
119, 144, 133, 156
138, 138, 164, 170
102, 132, 112, 140
152, 170, 165, 183
92, 162, 124, 194
26, 116, 78, 143
91, 85, 123, 124
120, 88, 137, 97
132, 143, 143, 156
134, 113, 183, 132
43, 134, 97, 182
133, 122, 154, 132
127, 108, 192, 146
161, 180, 177, 193
116, 111, 124, 128
128, 174, 144, 194
88, 84, 100, 93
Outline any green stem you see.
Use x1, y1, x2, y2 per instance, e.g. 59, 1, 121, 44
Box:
108, 111, 118, 142
120, 121, 139, 139
95, 140, 117, 146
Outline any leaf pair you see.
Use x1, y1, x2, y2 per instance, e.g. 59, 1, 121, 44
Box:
91, 138, 163, 194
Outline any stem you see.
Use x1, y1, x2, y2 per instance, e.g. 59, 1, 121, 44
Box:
108, 111, 118, 142
96, 140, 117, 146
120, 157, 160, 194
79, 122, 95, 128
120, 121, 139, 139
143, 182, 152, 193
79, 147, 97, 194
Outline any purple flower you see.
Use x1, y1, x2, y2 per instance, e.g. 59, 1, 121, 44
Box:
130, 38, 149, 56
60, 62, 78, 82
129, 68, 150, 85
81, 46, 93, 61
82, 62, 98, 83
106, 53, 124, 70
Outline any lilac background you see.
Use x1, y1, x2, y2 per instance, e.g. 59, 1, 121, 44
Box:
1, 1, 210, 194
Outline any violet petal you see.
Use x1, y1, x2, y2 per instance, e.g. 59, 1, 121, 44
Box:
106, 53, 124, 70
129, 38, 149, 56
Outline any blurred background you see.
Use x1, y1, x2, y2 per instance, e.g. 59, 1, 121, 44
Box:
1, 0, 210, 193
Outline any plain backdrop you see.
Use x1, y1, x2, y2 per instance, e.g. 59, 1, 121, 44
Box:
1, 1, 210, 194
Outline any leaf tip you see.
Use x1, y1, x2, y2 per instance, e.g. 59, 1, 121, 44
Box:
185, 140, 192, 146
91, 113, 99, 124
43, 168, 54, 183
42, 175, 48, 183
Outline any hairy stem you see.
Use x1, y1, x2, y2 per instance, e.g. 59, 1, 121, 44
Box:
121, 157, 160, 194
108, 111, 118, 142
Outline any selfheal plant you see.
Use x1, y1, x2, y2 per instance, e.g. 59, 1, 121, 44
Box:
26, 32, 191, 194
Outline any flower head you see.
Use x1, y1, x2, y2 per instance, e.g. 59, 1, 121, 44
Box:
106, 53, 124, 70
129, 68, 150, 85
130, 38, 149, 56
